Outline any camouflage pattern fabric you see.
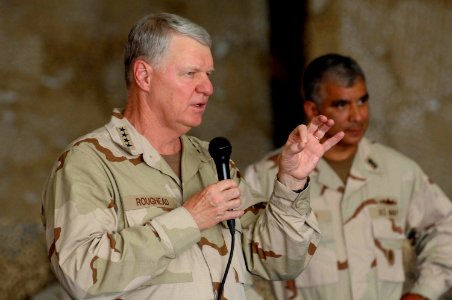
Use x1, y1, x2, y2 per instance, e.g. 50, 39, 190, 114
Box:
41, 109, 320, 299
245, 138, 452, 300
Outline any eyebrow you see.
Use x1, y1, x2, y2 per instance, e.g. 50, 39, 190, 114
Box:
361, 93, 369, 101
331, 92, 369, 103
182, 66, 215, 74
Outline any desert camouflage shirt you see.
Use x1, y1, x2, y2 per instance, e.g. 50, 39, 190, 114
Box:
245, 138, 452, 300
41, 109, 320, 299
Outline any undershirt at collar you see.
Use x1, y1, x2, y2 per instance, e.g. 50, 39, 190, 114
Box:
324, 154, 355, 184
161, 152, 182, 179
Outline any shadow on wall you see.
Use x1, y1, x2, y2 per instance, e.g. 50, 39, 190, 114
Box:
0, 217, 54, 299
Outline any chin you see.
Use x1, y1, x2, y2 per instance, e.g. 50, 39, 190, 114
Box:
188, 120, 203, 129
344, 136, 362, 145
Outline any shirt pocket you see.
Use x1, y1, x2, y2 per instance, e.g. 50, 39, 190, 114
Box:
295, 211, 338, 287
122, 195, 178, 226
371, 217, 405, 283
124, 207, 169, 227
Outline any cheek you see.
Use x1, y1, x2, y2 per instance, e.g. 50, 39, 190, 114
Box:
324, 110, 347, 124
327, 124, 343, 136
362, 109, 370, 121
324, 112, 348, 133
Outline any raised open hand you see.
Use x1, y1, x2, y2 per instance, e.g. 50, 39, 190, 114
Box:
277, 115, 344, 191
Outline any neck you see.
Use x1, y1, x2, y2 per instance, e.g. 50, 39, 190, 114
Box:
123, 94, 182, 155
323, 142, 358, 162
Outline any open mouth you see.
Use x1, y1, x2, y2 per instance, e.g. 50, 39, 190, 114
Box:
194, 102, 206, 108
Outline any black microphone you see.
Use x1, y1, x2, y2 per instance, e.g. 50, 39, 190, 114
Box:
208, 137, 235, 232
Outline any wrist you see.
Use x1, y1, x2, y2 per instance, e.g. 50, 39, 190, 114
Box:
277, 173, 309, 192
292, 177, 310, 193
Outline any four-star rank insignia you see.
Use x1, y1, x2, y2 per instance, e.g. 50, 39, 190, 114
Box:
116, 126, 136, 150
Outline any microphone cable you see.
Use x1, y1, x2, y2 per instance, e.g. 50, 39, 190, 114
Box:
216, 224, 235, 300
208, 137, 236, 300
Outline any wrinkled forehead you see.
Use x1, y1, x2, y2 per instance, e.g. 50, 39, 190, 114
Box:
321, 71, 365, 88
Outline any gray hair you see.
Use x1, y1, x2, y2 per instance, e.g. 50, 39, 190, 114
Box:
124, 12, 212, 87
302, 53, 366, 105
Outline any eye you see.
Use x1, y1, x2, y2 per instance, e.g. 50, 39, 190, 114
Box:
332, 100, 348, 109
358, 95, 369, 105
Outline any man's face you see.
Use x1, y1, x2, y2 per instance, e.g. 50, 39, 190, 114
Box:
148, 34, 214, 134
307, 77, 369, 148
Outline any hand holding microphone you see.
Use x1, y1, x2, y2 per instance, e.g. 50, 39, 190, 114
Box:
182, 137, 243, 231
209, 137, 236, 233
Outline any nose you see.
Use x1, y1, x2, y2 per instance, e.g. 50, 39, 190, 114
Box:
197, 74, 214, 96
349, 102, 363, 122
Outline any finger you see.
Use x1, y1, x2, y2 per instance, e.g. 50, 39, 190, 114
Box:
322, 131, 345, 152
297, 124, 308, 145
224, 209, 244, 221
285, 125, 307, 152
225, 197, 241, 210
312, 119, 335, 140
214, 179, 237, 190
287, 124, 307, 143
284, 139, 306, 156
222, 187, 241, 204
307, 115, 328, 135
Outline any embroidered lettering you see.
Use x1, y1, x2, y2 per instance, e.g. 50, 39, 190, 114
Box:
388, 209, 398, 217
135, 197, 170, 207
123, 195, 176, 211
369, 198, 400, 219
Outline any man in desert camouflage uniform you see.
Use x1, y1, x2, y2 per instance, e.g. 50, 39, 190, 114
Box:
41, 13, 344, 299
245, 54, 452, 300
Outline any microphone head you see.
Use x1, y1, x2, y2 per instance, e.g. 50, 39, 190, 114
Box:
208, 137, 232, 159
209, 137, 236, 232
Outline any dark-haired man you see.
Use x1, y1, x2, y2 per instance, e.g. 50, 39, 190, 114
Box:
245, 54, 452, 300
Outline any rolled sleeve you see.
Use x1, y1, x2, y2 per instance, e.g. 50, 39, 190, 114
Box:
272, 179, 312, 217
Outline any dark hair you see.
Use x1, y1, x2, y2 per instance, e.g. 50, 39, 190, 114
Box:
302, 53, 365, 104
124, 13, 212, 87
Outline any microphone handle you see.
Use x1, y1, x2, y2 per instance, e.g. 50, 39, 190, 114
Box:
216, 161, 235, 233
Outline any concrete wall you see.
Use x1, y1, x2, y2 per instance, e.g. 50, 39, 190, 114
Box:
0, 0, 450, 299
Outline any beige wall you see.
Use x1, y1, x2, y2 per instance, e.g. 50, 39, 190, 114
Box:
0, 0, 450, 299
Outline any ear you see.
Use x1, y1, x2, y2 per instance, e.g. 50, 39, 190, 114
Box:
304, 100, 319, 122
133, 59, 152, 91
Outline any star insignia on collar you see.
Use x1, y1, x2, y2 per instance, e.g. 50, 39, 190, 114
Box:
116, 126, 135, 150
